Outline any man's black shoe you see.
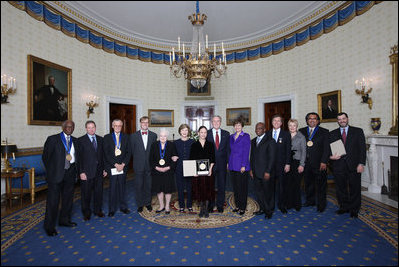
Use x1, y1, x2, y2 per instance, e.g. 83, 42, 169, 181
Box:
280, 208, 287, 214
137, 207, 143, 213
303, 202, 315, 207
265, 213, 273, 219
217, 207, 224, 213
146, 205, 153, 212
208, 206, 214, 213
96, 211, 105, 217
335, 209, 348, 215
59, 221, 77, 227
253, 210, 264, 216
46, 229, 58, 236
318, 207, 325, 213
350, 211, 358, 218
84, 215, 91, 221
108, 212, 115, 217
295, 207, 301, 212
121, 208, 131, 214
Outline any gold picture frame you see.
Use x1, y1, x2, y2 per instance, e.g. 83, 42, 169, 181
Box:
187, 81, 211, 96
148, 109, 174, 127
28, 55, 72, 126
226, 107, 251, 126
317, 90, 342, 122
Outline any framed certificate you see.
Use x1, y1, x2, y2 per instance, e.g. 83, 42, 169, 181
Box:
183, 159, 210, 176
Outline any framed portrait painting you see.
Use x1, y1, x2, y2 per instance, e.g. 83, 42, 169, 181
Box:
187, 81, 211, 96
148, 109, 174, 127
28, 55, 72, 126
318, 90, 342, 122
226, 107, 251, 126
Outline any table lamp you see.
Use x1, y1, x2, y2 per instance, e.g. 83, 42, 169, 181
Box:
1, 140, 17, 172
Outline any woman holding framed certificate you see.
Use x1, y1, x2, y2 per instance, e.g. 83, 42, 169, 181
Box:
189, 126, 215, 218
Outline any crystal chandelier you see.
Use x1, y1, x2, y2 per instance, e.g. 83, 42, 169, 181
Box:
169, 1, 227, 89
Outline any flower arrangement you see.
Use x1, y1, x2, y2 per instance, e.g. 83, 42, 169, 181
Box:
190, 130, 199, 141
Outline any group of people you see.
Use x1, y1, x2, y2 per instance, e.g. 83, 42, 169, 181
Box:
42, 112, 366, 237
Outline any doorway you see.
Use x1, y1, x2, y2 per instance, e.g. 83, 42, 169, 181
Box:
264, 101, 291, 131
184, 106, 215, 132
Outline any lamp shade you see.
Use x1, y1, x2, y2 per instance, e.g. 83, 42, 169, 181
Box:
1, 144, 17, 154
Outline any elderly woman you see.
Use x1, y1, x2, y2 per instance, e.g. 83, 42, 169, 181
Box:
149, 128, 178, 214
189, 126, 215, 218
228, 119, 251, 215
174, 124, 195, 212
286, 119, 306, 211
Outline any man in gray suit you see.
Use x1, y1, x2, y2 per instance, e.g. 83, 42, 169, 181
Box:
129, 116, 157, 213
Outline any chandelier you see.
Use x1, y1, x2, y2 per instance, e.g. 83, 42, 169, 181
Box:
169, 1, 227, 89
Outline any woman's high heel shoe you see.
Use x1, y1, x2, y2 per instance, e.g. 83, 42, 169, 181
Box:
156, 208, 165, 213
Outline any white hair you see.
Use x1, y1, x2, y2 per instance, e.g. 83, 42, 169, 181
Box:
159, 128, 169, 137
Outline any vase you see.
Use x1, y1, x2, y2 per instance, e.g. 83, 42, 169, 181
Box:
370, 118, 381, 134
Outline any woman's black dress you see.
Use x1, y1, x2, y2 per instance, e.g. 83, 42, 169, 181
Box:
150, 141, 177, 194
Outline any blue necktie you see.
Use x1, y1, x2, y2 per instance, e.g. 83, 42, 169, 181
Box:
92, 136, 97, 151
273, 131, 277, 142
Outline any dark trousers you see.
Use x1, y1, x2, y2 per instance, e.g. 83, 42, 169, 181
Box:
108, 173, 128, 213
81, 174, 103, 216
133, 171, 152, 208
176, 173, 192, 209
214, 169, 227, 209
286, 160, 303, 209
230, 171, 249, 211
304, 166, 327, 209
44, 165, 76, 232
275, 172, 289, 210
333, 164, 361, 213
254, 175, 275, 214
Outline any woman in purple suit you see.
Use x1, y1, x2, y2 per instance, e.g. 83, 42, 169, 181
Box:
228, 119, 251, 215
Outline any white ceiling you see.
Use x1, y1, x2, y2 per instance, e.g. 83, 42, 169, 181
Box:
56, 1, 336, 49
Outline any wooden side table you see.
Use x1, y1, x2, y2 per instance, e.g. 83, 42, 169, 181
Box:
2, 168, 26, 208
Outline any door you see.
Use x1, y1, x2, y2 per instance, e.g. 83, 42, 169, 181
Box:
264, 101, 291, 131
185, 106, 214, 132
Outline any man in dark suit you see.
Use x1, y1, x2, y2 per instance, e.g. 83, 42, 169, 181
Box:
103, 119, 131, 217
323, 99, 338, 119
129, 116, 157, 213
34, 75, 65, 121
266, 114, 291, 214
329, 112, 366, 218
299, 112, 330, 212
77, 120, 107, 221
207, 115, 230, 213
42, 120, 78, 236
250, 122, 276, 219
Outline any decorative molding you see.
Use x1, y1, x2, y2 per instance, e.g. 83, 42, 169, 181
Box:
105, 96, 143, 134
257, 94, 296, 123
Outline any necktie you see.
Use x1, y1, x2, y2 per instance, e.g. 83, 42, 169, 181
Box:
273, 131, 277, 142
142, 131, 148, 135
92, 136, 97, 151
256, 136, 261, 146
65, 136, 71, 169
342, 128, 347, 144
215, 131, 220, 150
116, 134, 120, 146
309, 128, 313, 138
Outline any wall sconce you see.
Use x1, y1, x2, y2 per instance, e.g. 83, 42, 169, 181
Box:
85, 95, 99, 118
1, 74, 17, 104
355, 77, 373, 109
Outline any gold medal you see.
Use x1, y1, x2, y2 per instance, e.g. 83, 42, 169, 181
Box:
66, 154, 72, 161
159, 159, 165, 166
199, 163, 206, 170
115, 149, 121, 156
307, 140, 314, 147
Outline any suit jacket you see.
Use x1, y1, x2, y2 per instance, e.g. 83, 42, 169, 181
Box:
250, 136, 276, 178
103, 132, 131, 173
228, 132, 251, 171
329, 126, 366, 171
42, 132, 79, 183
266, 129, 291, 175
129, 130, 157, 172
77, 134, 104, 179
207, 128, 230, 172
299, 126, 330, 169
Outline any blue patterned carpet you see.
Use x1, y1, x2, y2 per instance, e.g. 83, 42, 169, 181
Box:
1, 178, 398, 266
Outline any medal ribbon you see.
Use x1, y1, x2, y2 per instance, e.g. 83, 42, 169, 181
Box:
159, 141, 167, 159
60, 132, 72, 155
307, 126, 318, 141
112, 132, 121, 150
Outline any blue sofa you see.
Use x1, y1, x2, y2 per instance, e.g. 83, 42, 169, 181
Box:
9, 148, 47, 204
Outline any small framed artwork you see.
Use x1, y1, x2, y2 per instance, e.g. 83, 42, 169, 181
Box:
148, 109, 174, 127
187, 81, 211, 96
28, 55, 72, 126
226, 107, 251, 126
318, 90, 342, 122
